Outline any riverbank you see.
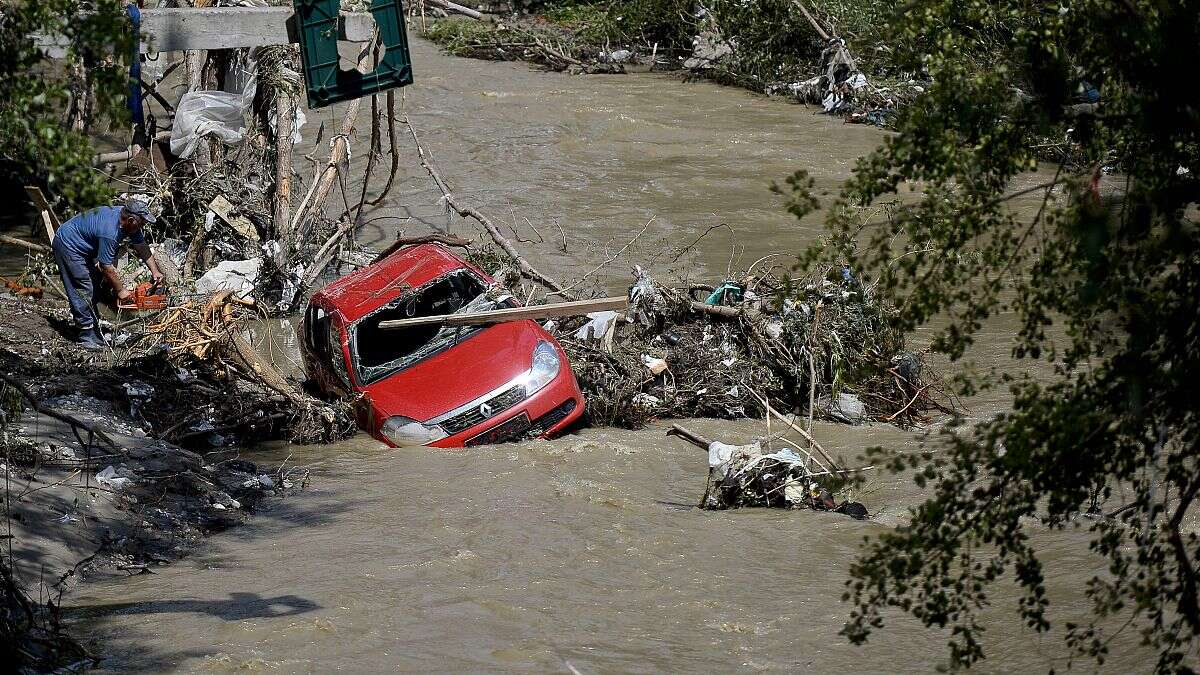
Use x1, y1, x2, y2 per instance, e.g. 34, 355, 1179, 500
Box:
0, 294, 308, 671
419, 0, 926, 125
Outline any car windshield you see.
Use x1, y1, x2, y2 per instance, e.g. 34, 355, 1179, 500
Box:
350, 270, 506, 385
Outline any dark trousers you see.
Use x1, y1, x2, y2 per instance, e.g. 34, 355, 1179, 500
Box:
53, 242, 103, 330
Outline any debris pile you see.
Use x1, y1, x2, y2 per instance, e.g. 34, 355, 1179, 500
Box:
666, 424, 870, 515
547, 265, 952, 430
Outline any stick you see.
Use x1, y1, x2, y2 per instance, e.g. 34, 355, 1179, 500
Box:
667, 424, 713, 450
379, 297, 627, 330
0, 372, 119, 451
791, 0, 831, 41
0, 235, 49, 254
402, 115, 577, 299
367, 90, 400, 207
744, 385, 841, 473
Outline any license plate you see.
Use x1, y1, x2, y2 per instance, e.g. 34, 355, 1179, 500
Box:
465, 412, 531, 447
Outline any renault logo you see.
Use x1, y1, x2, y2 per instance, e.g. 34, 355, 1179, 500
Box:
479, 402, 494, 418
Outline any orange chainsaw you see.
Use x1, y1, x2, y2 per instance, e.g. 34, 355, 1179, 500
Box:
117, 281, 168, 311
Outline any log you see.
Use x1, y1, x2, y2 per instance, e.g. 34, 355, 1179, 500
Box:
379, 296, 627, 330
426, 0, 488, 21
273, 90, 296, 244
689, 301, 741, 318
290, 36, 377, 250
0, 235, 49, 254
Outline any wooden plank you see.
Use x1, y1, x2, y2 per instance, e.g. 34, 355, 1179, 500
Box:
24, 186, 60, 229
379, 297, 628, 330
208, 195, 260, 242
35, 8, 375, 56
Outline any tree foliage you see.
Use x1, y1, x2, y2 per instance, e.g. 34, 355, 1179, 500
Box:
787, 0, 1200, 670
0, 0, 131, 209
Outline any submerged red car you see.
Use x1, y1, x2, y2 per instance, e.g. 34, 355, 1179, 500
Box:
299, 243, 584, 447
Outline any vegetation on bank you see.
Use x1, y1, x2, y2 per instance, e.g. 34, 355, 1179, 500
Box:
0, 0, 130, 210
421, 0, 934, 121
787, 0, 1200, 670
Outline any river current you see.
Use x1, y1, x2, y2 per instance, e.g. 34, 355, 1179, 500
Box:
64, 33, 1156, 673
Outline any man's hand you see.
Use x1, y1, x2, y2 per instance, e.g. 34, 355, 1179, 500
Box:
151, 270, 165, 286
117, 287, 134, 301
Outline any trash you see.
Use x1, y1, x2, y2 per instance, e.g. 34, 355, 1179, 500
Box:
820, 392, 867, 425
602, 49, 632, 64
549, 263, 951, 430
193, 258, 262, 298
170, 90, 249, 158
96, 465, 136, 490
123, 381, 154, 398
574, 311, 619, 341
671, 425, 871, 516
641, 354, 669, 375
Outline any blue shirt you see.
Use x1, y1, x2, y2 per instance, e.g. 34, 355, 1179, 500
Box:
55, 206, 146, 266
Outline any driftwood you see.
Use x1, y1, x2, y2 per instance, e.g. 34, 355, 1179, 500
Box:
667, 424, 714, 449
273, 89, 296, 245
378, 297, 627, 330
426, 0, 488, 21
402, 115, 577, 300
24, 186, 61, 241
0, 236, 49, 255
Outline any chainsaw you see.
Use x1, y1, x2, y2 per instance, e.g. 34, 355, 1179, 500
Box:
117, 281, 168, 311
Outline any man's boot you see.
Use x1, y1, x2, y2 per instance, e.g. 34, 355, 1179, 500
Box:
77, 325, 105, 350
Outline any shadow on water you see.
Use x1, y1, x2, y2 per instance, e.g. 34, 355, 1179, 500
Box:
73, 592, 320, 621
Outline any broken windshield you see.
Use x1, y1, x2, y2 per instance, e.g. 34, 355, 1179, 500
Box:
350, 270, 508, 385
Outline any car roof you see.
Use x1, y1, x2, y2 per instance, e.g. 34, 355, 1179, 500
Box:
312, 243, 489, 324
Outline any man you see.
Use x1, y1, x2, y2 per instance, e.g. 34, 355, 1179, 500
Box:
52, 197, 164, 349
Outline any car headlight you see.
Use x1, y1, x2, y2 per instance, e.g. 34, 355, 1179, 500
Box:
524, 340, 561, 394
380, 415, 448, 446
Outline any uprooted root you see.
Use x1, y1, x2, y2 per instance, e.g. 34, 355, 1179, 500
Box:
132, 291, 357, 445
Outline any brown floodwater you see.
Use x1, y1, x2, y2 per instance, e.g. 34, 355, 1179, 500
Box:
53, 34, 1158, 673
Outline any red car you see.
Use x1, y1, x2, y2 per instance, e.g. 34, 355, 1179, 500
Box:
299, 243, 585, 447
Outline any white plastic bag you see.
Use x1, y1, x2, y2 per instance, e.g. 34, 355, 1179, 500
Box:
170, 91, 249, 158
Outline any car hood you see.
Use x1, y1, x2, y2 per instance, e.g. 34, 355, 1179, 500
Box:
360, 320, 543, 423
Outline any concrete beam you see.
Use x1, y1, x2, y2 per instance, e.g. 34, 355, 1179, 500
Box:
35, 7, 376, 57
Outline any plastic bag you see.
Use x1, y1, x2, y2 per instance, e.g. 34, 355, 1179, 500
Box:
170, 91, 249, 158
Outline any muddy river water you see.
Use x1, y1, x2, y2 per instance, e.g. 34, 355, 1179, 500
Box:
59, 35, 1156, 673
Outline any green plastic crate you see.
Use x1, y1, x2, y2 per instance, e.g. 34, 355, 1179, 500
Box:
293, 0, 414, 109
